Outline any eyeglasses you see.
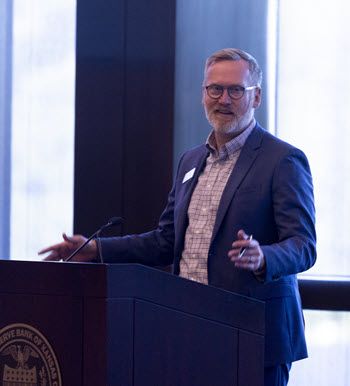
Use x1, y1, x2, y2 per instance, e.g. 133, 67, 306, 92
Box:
205, 84, 258, 100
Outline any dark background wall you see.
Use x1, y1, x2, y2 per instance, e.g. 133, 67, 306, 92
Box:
74, 0, 175, 236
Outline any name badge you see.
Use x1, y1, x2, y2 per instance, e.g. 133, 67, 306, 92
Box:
182, 168, 195, 183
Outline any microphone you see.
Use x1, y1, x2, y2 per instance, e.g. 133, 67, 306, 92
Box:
65, 216, 123, 262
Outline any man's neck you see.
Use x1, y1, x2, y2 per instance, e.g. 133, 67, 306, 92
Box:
214, 132, 241, 150
214, 119, 255, 150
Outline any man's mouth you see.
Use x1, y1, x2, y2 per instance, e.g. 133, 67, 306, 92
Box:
215, 109, 234, 116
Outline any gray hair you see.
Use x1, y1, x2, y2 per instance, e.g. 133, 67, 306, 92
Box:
204, 48, 262, 86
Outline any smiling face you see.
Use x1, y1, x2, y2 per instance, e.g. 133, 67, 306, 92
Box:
202, 59, 261, 147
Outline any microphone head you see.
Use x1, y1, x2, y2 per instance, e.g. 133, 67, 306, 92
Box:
107, 216, 123, 226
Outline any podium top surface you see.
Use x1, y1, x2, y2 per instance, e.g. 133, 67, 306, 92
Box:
0, 260, 264, 335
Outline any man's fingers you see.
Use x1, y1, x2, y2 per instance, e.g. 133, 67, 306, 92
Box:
237, 229, 249, 240
234, 261, 259, 271
38, 242, 64, 255
230, 238, 255, 255
38, 233, 73, 255
42, 251, 60, 261
228, 231, 265, 273
62, 233, 74, 243
230, 249, 254, 262
38, 233, 89, 262
62, 233, 86, 247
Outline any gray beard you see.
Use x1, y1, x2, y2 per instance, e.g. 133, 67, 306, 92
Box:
205, 109, 253, 136
206, 111, 239, 135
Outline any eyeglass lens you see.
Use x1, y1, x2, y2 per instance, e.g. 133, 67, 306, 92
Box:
206, 85, 245, 99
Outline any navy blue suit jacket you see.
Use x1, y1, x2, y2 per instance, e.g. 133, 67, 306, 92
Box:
100, 124, 316, 366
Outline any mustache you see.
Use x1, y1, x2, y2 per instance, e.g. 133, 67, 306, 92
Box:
214, 108, 234, 114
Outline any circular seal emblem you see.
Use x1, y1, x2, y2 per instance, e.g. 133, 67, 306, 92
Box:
0, 323, 62, 386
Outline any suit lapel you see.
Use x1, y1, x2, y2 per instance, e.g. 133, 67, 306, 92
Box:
181, 150, 208, 206
211, 126, 264, 241
175, 147, 209, 246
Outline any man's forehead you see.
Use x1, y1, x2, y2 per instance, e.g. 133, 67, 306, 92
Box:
204, 60, 251, 83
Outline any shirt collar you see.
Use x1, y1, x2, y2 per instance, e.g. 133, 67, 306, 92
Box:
206, 119, 256, 160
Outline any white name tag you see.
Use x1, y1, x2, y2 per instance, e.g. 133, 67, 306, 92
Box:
182, 168, 196, 183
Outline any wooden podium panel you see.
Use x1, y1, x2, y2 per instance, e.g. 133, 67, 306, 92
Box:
0, 260, 264, 386
133, 300, 239, 385
0, 292, 83, 385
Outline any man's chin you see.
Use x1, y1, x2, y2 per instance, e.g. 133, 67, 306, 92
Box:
211, 121, 238, 135
215, 127, 238, 138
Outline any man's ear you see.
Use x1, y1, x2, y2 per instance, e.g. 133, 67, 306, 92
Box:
253, 87, 262, 109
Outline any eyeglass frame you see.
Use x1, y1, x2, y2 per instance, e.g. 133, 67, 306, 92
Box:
204, 84, 259, 100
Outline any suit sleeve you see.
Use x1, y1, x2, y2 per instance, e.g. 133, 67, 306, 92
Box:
98, 184, 176, 266
261, 148, 317, 282
96, 151, 192, 266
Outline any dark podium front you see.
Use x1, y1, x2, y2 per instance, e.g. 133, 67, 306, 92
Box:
0, 260, 264, 386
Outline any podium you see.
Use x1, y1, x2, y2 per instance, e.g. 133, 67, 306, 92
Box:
0, 260, 264, 386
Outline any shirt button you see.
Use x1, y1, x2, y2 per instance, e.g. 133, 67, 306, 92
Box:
207, 184, 211, 188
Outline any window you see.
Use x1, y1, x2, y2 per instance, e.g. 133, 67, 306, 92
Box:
276, 0, 350, 277
3, 0, 76, 260
274, 1, 350, 384
290, 310, 350, 385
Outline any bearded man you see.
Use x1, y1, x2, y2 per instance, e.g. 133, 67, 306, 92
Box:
40, 48, 316, 386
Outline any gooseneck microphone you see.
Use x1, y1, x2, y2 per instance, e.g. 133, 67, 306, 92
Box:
65, 216, 123, 262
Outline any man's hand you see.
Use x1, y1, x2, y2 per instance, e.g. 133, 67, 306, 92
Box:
228, 229, 265, 274
38, 233, 98, 262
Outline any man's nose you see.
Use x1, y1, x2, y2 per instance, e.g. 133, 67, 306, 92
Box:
218, 89, 232, 104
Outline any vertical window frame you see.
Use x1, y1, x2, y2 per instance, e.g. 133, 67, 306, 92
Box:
0, 0, 13, 259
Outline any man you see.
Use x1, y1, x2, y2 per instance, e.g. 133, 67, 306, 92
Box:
40, 48, 316, 385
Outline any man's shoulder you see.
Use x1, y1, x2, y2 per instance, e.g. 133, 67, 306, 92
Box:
253, 124, 306, 158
